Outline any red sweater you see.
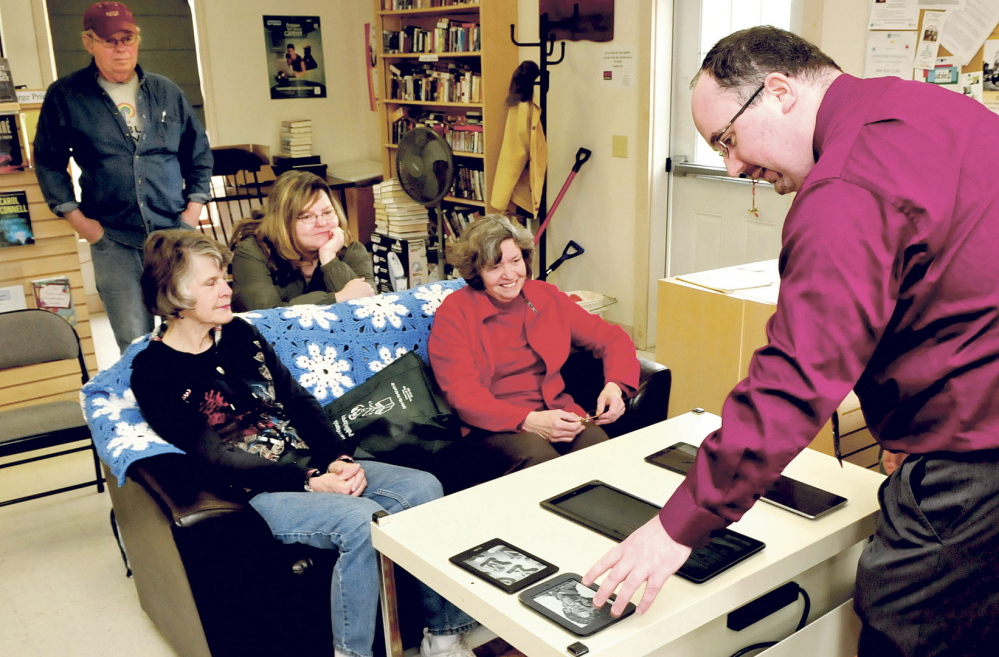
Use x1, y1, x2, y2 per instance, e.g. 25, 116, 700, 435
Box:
428, 279, 639, 432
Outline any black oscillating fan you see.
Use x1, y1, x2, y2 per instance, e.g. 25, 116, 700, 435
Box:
396, 126, 455, 268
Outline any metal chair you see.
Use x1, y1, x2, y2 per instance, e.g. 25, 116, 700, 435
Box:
0, 309, 103, 507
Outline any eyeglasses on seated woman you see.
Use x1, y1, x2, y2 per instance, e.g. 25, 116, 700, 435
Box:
229, 170, 376, 311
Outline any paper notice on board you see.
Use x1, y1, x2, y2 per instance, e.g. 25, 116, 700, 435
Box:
870, 0, 920, 30
914, 10, 947, 69
940, 0, 999, 67
602, 47, 636, 88
865, 30, 918, 79
982, 25, 999, 113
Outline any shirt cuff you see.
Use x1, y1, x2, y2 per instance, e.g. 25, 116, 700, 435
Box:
658, 483, 729, 548
186, 193, 212, 205
54, 201, 80, 215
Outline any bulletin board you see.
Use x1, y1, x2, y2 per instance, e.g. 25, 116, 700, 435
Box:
865, 0, 999, 114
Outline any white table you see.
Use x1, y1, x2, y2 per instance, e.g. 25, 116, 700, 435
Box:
372, 412, 884, 657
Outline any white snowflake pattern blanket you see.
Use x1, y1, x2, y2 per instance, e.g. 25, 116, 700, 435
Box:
83, 280, 464, 486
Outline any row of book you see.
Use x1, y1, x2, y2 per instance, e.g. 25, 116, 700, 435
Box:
450, 164, 485, 202
381, 0, 478, 9
388, 62, 481, 104
439, 205, 481, 239
0, 57, 24, 173
279, 119, 313, 159
0, 277, 76, 325
382, 20, 480, 55
390, 116, 483, 154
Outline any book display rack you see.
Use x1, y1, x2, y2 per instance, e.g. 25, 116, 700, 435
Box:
374, 0, 516, 219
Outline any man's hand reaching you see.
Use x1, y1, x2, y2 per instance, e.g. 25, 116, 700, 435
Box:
583, 515, 692, 615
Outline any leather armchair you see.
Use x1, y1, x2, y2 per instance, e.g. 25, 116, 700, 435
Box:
105, 352, 670, 657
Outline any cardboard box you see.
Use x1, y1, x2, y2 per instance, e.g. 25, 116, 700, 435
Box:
370, 232, 428, 292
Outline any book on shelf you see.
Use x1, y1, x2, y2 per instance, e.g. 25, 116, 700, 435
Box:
31, 276, 76, 325
0, 189, 33, 247
282, 126, 313, 135
0, 113, 24, 173
0, 284, 27, 314
282, 119, 311, 128
0, 57, 19, 113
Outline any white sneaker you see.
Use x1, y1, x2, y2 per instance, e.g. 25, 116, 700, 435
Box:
420, 628, 475, 657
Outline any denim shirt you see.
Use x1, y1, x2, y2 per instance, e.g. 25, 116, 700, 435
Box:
34, 60, 213, 249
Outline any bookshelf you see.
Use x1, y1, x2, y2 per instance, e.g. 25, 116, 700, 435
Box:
374, 0, 518, 219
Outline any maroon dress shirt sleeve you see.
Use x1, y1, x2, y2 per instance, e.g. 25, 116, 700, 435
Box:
660, 180, 907, 546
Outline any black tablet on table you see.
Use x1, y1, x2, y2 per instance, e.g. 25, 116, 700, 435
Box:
518, 573, 635, 636
449, 538, 558, 594
540, 480, 765, 583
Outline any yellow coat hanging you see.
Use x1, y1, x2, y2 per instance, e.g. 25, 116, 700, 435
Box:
490, 99, 548, 216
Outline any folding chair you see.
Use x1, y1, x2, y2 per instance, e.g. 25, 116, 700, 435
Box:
0, 309, 103, 507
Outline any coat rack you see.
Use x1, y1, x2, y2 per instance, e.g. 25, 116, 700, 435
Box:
510, 6, 579, 273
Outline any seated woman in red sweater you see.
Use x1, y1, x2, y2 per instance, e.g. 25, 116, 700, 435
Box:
428, 215, 639, 492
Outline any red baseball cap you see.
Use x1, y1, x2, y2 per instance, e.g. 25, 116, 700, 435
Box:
83, 2, 139, 39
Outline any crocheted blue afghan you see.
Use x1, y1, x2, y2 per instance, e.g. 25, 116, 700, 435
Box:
82, 280, 465, 485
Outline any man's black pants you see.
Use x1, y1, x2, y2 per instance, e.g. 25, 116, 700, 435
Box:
855, 450, 999, 656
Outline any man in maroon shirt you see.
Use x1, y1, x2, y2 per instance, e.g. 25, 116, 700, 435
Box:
586, 26, 999, 656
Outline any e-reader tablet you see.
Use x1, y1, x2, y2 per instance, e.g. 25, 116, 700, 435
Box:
449, 538, 558, 594
518, 573, 635, 636
541, 480, 765, 583
646, 442, 848, 520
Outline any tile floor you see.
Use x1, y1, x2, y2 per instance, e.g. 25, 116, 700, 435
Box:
1, 313, 657, 657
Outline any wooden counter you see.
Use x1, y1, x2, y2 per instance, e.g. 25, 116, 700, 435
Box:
656, 267, 878, 469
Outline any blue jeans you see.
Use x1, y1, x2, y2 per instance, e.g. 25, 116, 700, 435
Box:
89, 233, 153, 353
249, 461, 476, 657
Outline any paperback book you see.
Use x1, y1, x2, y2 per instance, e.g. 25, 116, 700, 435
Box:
32, 276, 77, 325
0, 189, 33, 247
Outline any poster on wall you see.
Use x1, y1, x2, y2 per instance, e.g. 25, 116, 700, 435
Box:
263, 16, 327, 100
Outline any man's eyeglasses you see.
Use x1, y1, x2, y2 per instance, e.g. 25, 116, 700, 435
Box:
89, 33, 141, 48
296, 208, 337, 225
711, 83, 765, 159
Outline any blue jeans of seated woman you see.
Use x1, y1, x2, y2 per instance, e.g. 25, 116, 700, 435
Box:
249, 460, 476, 657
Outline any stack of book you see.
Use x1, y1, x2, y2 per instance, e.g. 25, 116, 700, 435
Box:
388, 62, 481, 104
279, 119, 312, 158
373, 178, 431, 240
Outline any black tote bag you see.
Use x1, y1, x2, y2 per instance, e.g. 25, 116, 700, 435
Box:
322, 351, 459, 471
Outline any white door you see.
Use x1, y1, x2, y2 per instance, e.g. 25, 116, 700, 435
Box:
665, 0, 802, 277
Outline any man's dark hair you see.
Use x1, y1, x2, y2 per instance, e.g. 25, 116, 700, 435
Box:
696, 26, 840, 95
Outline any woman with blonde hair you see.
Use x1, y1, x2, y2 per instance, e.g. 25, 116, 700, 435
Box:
230, 170, 375, 311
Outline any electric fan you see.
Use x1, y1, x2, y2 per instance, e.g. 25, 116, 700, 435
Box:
396, 126, 455, 270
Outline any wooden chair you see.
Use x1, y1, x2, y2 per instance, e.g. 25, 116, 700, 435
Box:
199, 147, 270, 245
0, 309, 103, 507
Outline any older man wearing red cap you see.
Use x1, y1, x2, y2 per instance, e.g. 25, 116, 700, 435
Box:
34, 2, 212, 354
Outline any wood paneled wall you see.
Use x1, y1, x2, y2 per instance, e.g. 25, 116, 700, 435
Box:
0, 169, 97, 413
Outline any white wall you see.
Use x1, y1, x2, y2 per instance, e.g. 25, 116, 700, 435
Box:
515, 0, 654, 337
0, 0, 49, 89
193, 0, 380, 166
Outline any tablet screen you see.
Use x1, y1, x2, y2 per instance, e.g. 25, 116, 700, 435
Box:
541, 481, 766, 583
